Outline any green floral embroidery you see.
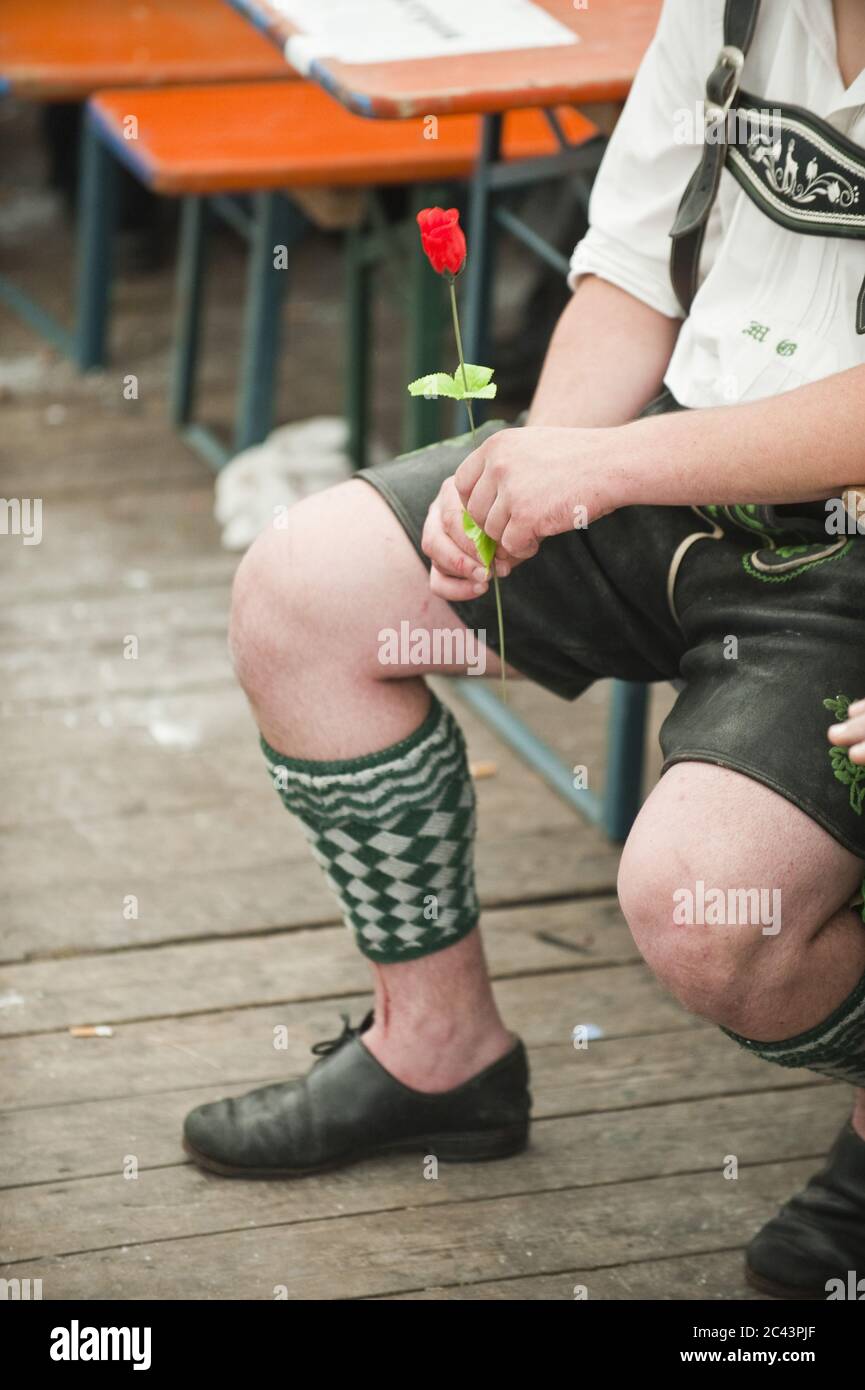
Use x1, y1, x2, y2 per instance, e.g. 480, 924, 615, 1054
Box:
731, 503, 773, 536
824, 695, 851, 720
743, 539, 853, 582
823, 694, 865, 816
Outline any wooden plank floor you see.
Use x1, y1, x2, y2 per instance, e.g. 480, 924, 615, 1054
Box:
0, 107, 846, 1302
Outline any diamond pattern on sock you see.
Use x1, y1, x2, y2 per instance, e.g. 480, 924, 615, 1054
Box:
262, 696, 479, 963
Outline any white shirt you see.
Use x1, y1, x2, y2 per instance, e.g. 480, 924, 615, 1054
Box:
569, 0, 865, 407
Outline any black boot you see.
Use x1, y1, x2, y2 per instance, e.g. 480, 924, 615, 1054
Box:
746, 1121, 865, 1299
183, 1012, 531, 1177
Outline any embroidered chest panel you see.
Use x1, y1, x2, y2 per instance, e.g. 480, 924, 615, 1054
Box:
726, 91, 865, 239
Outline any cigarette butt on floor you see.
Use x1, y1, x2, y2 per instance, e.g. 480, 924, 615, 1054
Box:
69, 1024, 114, 1038
470, 760, 498, 780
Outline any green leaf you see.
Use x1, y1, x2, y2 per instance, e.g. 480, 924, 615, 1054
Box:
450, 363, 497, 401
407, 373, 459, 399
408, 367, 497, 402
448, 380, 498, 401
460, 364, 495, 391
462, 510, 497, 570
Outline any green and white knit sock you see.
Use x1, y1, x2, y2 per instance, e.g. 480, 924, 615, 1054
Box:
723, 967, 865, 1086
262, 694, 479, 964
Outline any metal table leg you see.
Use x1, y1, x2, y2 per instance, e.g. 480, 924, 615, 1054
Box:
171, 192, 308, 471
603, 679, 648, 840
462, 113, 502, 381
74, 111, 119, 370
0, 108, 118, 365
345, 219, 373, 472
235, 192, 306, 454
171, 196, 210, 434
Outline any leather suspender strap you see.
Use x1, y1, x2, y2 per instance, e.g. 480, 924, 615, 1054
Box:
720, 0, 762, 54
669, 0, 762, 314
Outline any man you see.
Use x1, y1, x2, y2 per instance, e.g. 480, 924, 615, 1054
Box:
184, 0, 865, 1299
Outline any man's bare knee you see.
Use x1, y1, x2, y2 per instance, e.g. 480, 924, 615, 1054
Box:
229, 491, 337, 704
617, 764, 865, 1033
229, 478, 435, 705
618, 830, 808, 1034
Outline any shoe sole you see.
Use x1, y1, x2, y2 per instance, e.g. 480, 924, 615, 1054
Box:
183, 1126, 529, 1178
745, 1264, 824, 1301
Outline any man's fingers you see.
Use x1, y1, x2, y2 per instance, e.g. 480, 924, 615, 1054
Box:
463, 472, 499, 534
422, 523, 488, 584
453, 444, 487, 505
423, 475, 522, 586
429, 564, 488, 601
829, 711, 865, 763
481, 495, 510, 545
440, 500, 488, 567
501, 516, 540, 561
829, 712, 865, 743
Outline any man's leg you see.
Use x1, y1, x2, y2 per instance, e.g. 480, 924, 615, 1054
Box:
184, 397, 683, 1177
618, 760, 865, 1295
228, 477, 516, 1093
182, 474, 537, 1178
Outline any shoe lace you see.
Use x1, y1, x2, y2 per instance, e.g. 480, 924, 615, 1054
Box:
310, 1011, 373, 1060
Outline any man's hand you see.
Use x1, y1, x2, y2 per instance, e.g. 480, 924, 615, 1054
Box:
453, 425, 617, 560
421, 475, 516, 601
828, 698, 865, 766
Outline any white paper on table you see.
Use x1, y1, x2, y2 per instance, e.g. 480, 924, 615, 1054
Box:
270, 0, 579, 71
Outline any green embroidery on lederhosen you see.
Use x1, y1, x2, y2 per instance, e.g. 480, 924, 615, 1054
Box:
694, 502, 777, 541
694, 502, 852, 582
823, 695, 865, 816
742, 538, 853, 582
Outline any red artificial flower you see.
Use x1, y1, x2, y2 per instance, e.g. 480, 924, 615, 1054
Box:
416, 206, 467, 277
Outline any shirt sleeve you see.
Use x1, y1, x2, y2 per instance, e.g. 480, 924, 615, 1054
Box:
569, 0, 715, 319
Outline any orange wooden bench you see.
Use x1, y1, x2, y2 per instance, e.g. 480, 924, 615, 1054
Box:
85, 80, 600, 466
0, 0, 295, 368
88, 81, 597, 193
0, 0, 288, 99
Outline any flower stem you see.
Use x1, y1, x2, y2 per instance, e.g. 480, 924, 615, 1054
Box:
448, 278, 505, 701
449, 279, 475, 438
491, 571, 506, 702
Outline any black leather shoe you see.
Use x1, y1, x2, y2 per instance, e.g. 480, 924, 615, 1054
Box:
746, 1121, 865, 1299
183, 1012, 531, 1177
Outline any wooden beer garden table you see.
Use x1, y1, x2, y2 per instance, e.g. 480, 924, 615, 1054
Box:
0, 0, 292, 366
